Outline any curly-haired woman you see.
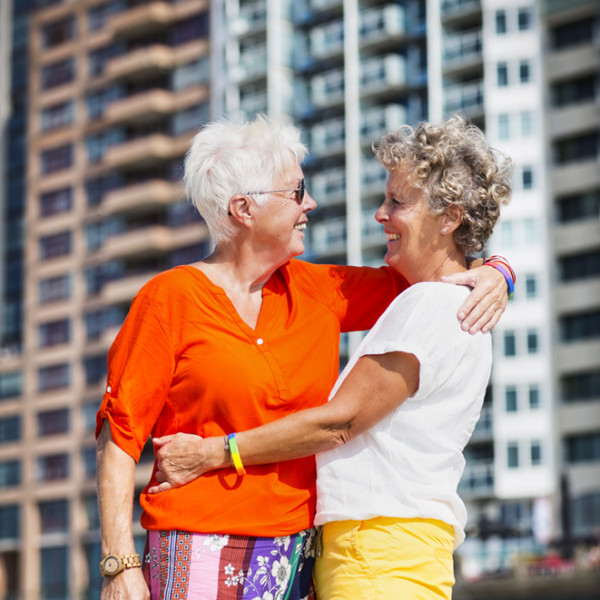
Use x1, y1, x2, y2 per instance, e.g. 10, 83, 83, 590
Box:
149, 115, 513, 599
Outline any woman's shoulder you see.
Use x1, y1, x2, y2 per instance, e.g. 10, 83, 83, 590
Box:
389, 281, 469, 313
133, 265, 205, 303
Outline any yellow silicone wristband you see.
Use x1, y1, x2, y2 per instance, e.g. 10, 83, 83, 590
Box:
228, 433, 246, 475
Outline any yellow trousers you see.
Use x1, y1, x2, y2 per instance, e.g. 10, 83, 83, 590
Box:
314, 517, 455, 600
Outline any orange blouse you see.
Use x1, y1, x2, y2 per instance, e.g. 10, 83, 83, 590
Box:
96, 260, 406, 536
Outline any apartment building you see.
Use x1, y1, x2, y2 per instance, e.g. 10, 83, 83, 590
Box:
0, 1, 211, 597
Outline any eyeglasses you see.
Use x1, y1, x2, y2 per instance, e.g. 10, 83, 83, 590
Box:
245, 178, 306, 205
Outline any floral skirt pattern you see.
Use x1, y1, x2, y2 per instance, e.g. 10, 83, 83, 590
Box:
144, 529, 316, 600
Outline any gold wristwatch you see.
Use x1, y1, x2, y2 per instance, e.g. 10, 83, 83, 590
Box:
99, 553, 142, 577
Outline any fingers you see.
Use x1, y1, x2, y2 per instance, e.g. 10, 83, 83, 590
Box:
147, 481, 174, 494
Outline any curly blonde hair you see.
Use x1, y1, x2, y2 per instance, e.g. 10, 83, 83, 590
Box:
374, 115, 512, 255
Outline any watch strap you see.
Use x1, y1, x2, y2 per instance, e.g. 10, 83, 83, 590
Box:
121, 554, 142, 569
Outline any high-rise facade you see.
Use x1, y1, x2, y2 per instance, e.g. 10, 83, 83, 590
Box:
0, 1, 211, 598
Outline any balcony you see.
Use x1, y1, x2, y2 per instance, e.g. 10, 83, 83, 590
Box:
360, 55, 408, 99
108, 1, 172, 38
311, 68, 345, 108
240, 90, 268, 117
101, 272, 160, 304
551, 158, 600, 196
441, 0, 482, 26
549, 100, 598, 139
310, 19, 344, 59
106, 45, 174, 81
360, 104, 407, 146
103, 180, 183, 216
360, 4, 407, 49
231, 0, 267, 36
310, 169, 346, 207
104, 134, 191, 169
555, 278, 600, 314
546, 44, 597, 82
470, 405, 493, 441
311, 117, 345, 156
231, 44, 268, 84
458, 460, 494, 498
444, 80, 484, 118
105, 89, 176, 125
443, 29, 483, 76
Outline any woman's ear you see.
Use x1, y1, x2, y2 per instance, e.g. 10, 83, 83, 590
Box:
441, 205, 463, 235
228, 195, 253, 227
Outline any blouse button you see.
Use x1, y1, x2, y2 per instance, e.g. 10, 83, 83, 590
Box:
106, 386, 112, 394
256, 338, 264, 345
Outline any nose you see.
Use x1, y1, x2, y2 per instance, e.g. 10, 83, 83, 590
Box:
303, 190, 317, 212
375, 201, 388, 223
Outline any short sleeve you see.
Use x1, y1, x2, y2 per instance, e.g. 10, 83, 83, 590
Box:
95, 271, 181, 461
358, 282, 482, 399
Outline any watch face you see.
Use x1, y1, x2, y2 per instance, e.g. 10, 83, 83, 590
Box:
103, 556, 120, 575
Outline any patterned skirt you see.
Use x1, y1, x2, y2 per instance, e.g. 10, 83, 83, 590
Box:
143, 529, 316, 600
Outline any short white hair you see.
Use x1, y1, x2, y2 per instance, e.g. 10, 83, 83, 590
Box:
184, 115, 308, 244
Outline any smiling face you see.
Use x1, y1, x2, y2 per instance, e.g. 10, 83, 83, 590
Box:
251, 161, 317, 263
375, 166, 448, 283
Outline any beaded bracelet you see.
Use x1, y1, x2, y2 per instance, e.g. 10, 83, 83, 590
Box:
227, 433, 246, 476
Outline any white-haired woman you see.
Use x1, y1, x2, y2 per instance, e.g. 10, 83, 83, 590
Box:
96, 116, 511, 600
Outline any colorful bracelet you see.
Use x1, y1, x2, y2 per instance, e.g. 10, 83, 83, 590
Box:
223, 435, 233, 467
227, 433, 246, 476
487, 261, 515, 299
485, 254, 516, 283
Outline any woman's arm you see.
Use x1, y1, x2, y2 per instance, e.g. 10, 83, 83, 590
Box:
97, 421, 150, 600
149, 351, 419, 494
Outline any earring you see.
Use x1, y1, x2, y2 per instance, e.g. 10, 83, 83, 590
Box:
441, 228, 447, 235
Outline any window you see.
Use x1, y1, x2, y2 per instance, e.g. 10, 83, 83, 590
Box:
38, 364, 70, 392
562, 370, 600, 403
500, 220, 514, 246
518, 8, 532, 31
0, 416, 21, 444
0, 505, 19, 540
38, 454, 69, 481
39, 187, 72, 217
572, 493, 600, 537
505, 387, 518, 412
522, 166, 534, 189
40, 101, 74, 132
39, 319, 70, 347
172, 104, 209, 135
88, 44, 120, 78
82, 447, 96, 479
497, 62, 508, 87
498, 113, 510, 140
559, 250, 600, 282
39, 274, 71, 304
38, 408, 70, 436
523, 218, 539, 245
556, 189, 600, 223
41, 58, 74, 89
525, 274, 538, 299
495, 10, 507, 34
88, 2, 118, 31
531, 442, 542, 465
552, 75, 596, 108
550, 19, 594, 50
41, 546, 68, 600
504, 331, 516, 357
0, 372, 22, 400
40, 231, 71, 260
85, 129, 124, 164
170, 13, 209, 46
529, 385, 541, 409
521, 111, 533, 136
519, 60, 531, 83
527, 329, 539, 354
507, 443, 519, 468
82, 401, 100, 433
41, 144, 72, 174
84, 354, 107, 386
555, 133, 598, 165
42, 15, 74, 48
565, 432, 600, 463
171, 57, 209, 90
0, 460, 20, 488
39, 499, 69, 533
561, 311, 600, 342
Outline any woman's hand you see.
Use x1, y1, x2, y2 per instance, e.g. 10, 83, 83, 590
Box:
442, 264, 508, 334
149, 433, 222, 494
101, 568, 149, 600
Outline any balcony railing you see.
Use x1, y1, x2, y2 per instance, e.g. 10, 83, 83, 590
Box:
443, 29, 482, 66
459, 460, 494, 496
444, 80, 484, 116
231, 0, 267, 35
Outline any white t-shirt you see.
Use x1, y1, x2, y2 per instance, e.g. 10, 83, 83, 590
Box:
315, 282, 492, 547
